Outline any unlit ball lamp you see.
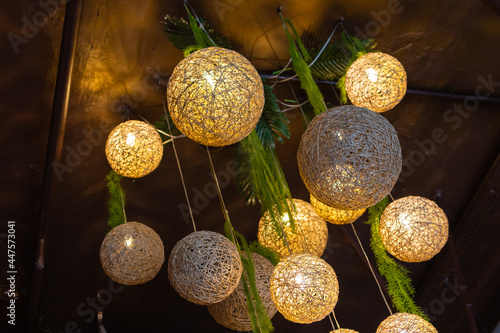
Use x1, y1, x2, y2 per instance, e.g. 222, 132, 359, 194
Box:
379, 196, 449, 262
99, 222, 165, 285
345, 52, 407, 113
167, 47, 265, 147
377, 313, 438, 333
168, 230, 242, 305
207, 252, 277, 331
310, 194, 366, 225
257, 198, 328, 259
297, 105, 402, 210
105, 120, 163, 178
270, 253, 339, 324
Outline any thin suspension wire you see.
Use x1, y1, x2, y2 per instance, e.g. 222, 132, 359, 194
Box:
330, 83, 343, 106
389, 193, 395, 201
119, 189, 127, 223
328, 313, 337, 330
286, 81, 309, 126
162, 100, 197, 232
307, 19, 343, 68
332, 310, 341, 330
205, 147, 265, 333
350, 223, 393, 315
183, 0, 217, 46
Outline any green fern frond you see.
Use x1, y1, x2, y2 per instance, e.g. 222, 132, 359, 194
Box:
249, 241, 280, 266
255, 84, 290, 150
367, 197, 429, 320
105, 170, 126, 229
162, 14, 231, 51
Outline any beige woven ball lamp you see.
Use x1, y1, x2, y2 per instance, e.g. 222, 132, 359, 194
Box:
310, 194, 366, 225
99, 222, 165, 285
330, 329, 359, 333
345, 52, 407, 113
167, 47, 265, 147
168, 230, 243, 305
207, 252, 277, 331
379, 196, 449, 263
270, 253, 339, 324
257, 198, 328, 259
376, 313, 438, 332
297, 105, 402, 210
105, 120, 163, 178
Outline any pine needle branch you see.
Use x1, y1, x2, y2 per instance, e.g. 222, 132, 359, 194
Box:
105, 170, 126, 229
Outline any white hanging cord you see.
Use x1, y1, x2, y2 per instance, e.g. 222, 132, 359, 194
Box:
350, 223, 393, 315
332, 310, 341, 330
162, 100, 197, 232
119, 190, 127, 223
286, 81, 310, 126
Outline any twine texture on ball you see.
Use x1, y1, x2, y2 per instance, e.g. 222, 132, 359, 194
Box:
257, 198, 328, 258
168, 230, 243, 305
99, 221, 165, 285
207, 252, 277, 331
270, 253, 339, 324
345, 52, 407, 113
310, 194, 366, 225
297, 105, 402, 210
167, 47, 264, 147
105, 120, 163, 178
379, 196, 449, 262
330, 329, 359, 333
376, 313, 438, 333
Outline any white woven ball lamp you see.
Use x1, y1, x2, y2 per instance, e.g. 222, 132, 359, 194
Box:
270, 253, 339, 324
105, 120, 163, 178
99, 222, 165, 285
207, 252, 277, 331
167, 47, 264, 147
168, 230, 243, 305
376, 313, 438, 332
297, 105, 402, 210
379, 196, 449, 262
345, 52, 407, 113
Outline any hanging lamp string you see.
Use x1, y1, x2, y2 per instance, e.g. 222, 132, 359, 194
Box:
205, 147, 265, 333
389, 192, 395, 201
332, 310, 341, 330
328, 312, 337, 330
119, 189, 127, 223
162, 99, 197, 232
286, 81, 310, 126
350, 223, 393, 315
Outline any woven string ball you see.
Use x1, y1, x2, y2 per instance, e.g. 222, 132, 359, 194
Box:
270, 253, 339, 324
310, 194, 366, 225
379, 196, 449, 262
376, 313, 438, 332
330, 329, 359, 333
257, 198, 328, 259
99, 222, 165, 285
105, 120, 163, 178
345, 52, 407, 113
297, 105, 402, 210
167, 47, 264, 147
168, 230, 243, 305
207, 252, 277, 331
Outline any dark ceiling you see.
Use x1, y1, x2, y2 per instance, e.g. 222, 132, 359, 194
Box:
1, 0, 500, 332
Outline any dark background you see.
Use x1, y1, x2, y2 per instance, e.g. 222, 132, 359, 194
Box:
1, 0, 500, 332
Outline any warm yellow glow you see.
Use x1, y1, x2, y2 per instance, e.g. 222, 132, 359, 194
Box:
366, 68, 378, 82
124, 235, 134, 248
126, 133, 136, 146
310, 194, 366, 225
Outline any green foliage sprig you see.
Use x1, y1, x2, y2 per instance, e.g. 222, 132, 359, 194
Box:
280, 15, 326, 116
105, 170, 126, 228
367, 197, 429, 320
225, 225, 275, 333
